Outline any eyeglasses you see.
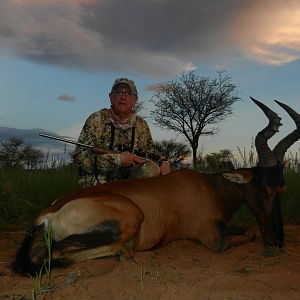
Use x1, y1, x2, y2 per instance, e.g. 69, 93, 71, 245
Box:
114, 90, 132, 97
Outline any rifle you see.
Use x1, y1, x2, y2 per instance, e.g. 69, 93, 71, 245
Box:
39, 133, 151, 160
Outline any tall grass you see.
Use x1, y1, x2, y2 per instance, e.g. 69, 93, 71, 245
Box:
0, 164, 80, 228
281, 170, 300, 224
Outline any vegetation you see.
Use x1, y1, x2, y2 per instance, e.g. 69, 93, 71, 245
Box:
31, 225, 54, 298
0, 137, 44, 169
0, 165, 80, 228
196, 149, 235, 173
150, 70, 240, 166
281, 170, 300, 224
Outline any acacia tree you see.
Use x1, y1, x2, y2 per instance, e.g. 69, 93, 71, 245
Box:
150, 71, 240, 166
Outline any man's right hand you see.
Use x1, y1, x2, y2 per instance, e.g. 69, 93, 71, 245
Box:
120, 151, 147, 167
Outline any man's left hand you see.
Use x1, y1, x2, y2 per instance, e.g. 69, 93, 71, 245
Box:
160, 160, 171, 175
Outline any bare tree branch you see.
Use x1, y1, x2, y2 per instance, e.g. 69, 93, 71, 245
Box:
150, 71, 240, 166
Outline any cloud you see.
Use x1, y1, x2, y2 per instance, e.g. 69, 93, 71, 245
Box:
145, 83, 171, 93
58, 121, 84, 140
0, 0, 300, 76
231, 1, 300, 65
58, 94, 76, 102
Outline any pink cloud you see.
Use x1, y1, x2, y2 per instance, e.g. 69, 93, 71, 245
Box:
231, 1, 300, 65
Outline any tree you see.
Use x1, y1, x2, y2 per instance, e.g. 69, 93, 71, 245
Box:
150, 71, 240, 166
22, 145, 44, 169
0, 137, 44, 169
154, 139, 191, 168
0, 137, 24, 168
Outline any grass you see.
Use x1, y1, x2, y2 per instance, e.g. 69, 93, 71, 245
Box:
281, 170, 300, 224
0, 164, 80, 228
31, 225, 54, 299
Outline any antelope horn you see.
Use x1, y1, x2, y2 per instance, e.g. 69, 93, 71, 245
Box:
250, 97, 282, 167
272, 100, 300, 163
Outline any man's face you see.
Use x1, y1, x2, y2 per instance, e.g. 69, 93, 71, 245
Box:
110, 83, 137, 116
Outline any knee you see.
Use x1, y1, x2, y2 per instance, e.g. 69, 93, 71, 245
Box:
129, 161, 160, 179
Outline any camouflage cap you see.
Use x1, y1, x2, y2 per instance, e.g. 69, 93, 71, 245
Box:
111, 78, 138, 96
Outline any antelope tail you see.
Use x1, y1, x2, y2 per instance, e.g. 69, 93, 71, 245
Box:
10, 225, 47, 276
11, 220, 121, 276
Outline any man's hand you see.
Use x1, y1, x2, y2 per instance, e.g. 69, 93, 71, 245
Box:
160, 160, 171, 175
120, 151, 147, 167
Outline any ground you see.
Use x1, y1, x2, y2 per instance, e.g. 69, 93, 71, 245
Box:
1, 225, 300, 300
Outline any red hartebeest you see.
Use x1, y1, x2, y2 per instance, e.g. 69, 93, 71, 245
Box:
11, 98, 300, 276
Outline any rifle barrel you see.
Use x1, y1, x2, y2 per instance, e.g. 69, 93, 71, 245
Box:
39, 133, 93, 149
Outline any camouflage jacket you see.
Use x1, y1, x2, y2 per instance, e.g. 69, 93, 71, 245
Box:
73, 108, 164, 186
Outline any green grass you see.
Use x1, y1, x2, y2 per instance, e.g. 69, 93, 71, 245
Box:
0, 165, 80, 228
31, 225, 54, 298
281, 170, 300, 224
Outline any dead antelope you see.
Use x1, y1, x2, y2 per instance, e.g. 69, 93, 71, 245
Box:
12, 98, 300, 276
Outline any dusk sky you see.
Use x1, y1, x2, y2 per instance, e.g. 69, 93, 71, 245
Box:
1, 0, 300, 158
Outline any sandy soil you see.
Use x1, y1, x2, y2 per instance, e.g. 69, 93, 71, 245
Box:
1, 225, 300, 300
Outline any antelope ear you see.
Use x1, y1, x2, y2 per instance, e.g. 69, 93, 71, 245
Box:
222, 171, 253, 184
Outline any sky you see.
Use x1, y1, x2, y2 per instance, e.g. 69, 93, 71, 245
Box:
1, 0, 300, 159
